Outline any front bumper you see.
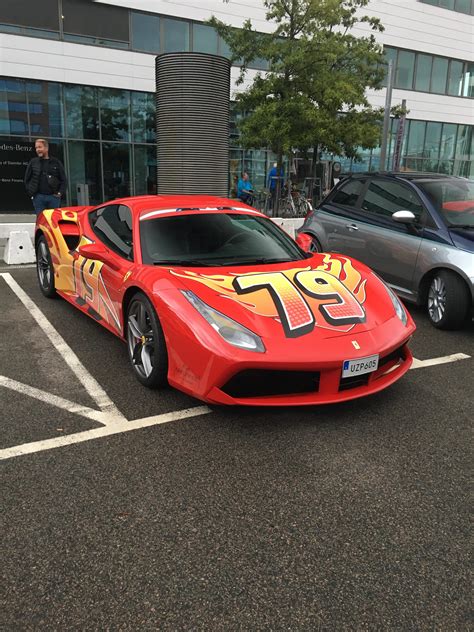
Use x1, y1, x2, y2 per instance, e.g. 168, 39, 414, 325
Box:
165, 309, 415, 406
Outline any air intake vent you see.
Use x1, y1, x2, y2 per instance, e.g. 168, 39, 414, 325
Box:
222, 369, 320, 399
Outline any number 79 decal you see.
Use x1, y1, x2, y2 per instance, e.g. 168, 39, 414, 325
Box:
233, 270, 365, 338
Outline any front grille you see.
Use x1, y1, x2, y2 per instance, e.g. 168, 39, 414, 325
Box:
339, 374, 370, 391
222, 369, 320, 399
378, 344, 406, 368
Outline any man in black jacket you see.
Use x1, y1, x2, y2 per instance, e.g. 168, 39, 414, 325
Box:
24, 138, 67, 215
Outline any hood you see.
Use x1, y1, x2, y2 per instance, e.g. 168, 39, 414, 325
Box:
161, 254, 401, 343
449, 227, 474, 253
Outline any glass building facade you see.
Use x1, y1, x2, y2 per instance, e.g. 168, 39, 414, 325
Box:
1, 75, 473, 212
0, 0, 472, 211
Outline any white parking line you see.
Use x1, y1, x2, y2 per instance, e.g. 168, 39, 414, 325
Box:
411, 353, 471, 369
0, 273, 125, 421
0, 376, 111, 425
0, 407, 211, 460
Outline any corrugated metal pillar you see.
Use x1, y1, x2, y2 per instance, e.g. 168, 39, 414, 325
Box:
155, 53, 231, 196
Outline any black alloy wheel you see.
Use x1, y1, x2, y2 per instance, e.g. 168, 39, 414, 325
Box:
126, 292, 168, 388
36, 235, 57, 298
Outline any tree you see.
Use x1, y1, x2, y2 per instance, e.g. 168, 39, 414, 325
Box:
209, 0, 386, 202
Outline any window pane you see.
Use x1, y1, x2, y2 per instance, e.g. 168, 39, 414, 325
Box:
395, 50, 415, 89
102, 143, 131, 200
455, 125, 473, 160
193, 24, 218, 54
439, 0, 455, 8
440, 123, 457, 160
91, 204, 133, 259
62, 0, 129, 41
382, 47, 397, 87
0, 79, 28, 135
405, 120, 426, 170
362, 180, 423, 219
431, 57, 448, 93
27, 81, 63, 137
424, 122, 442, 166
406, 121, 426, 156
0, 135, 34, 211
131, 12, 160, 53
132, 92, 155, 144
414, 54, 432, 91
134, 145, 157, 195
100, 89, 130, 142
1, 0, 59, 30
454, 0, 471, 12
462, 62, 474, 97
162, 18, 189, 53
219, 36, 232, 59
447, 60, 464, 96
65, 85, 99, 140
331, 179, 365, 207
68, 140, 103, 205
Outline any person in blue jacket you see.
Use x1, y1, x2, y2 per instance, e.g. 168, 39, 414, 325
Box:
237, 171, 254, 205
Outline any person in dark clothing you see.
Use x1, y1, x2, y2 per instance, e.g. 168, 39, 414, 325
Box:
24, 138, 67, 215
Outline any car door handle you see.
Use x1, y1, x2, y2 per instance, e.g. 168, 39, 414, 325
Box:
345, 223, 359, 231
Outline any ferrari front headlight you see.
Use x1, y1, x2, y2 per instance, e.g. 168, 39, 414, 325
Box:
182, 290, 265, 353
386, 285, 408, 326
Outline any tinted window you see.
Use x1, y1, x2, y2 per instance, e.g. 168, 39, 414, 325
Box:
131, 12, 160, 53
0, 79, 28, 135
431, 57, 449, 93
396, 50, 415, 89
417, 178, 474, 228
65, 85, 99, 140
330, 179, 365, 207
1, 0, 59, 30
362, 180, 424, 219
162, 18, 189, 53
62, 0, 129, 41
90, 204, 133, 259
193, 24, 218, 54
140, 213, 304, 265
414, 54, 432, 92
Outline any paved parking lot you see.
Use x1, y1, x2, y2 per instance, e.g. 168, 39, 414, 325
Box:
1, 266, 472, 630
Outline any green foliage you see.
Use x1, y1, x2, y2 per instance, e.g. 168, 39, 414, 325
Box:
208, 0, 386, 158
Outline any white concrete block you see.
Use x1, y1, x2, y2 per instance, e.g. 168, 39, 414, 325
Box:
3, 231, 36, 264
271, 218, 304, 239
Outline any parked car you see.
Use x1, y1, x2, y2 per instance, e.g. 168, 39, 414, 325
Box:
296, 173, 474, 330
35, 194, 415, 406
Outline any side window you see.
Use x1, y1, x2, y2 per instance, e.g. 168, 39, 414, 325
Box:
89, 204, 133, 260
330, 179, 365, 208
362, 180, 424, 220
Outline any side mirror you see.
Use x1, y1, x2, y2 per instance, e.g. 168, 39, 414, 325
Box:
392, 210, 416, 224
78, 242, 121, 271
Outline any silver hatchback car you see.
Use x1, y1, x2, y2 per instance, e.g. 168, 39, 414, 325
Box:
296, 173, 474, 330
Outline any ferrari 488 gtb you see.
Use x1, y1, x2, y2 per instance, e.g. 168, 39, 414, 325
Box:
35, 195, 416, 405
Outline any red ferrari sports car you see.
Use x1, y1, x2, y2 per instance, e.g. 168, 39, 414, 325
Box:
35, 195, 415, 406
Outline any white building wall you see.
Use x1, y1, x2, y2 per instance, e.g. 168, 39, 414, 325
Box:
0, 0, 472, 126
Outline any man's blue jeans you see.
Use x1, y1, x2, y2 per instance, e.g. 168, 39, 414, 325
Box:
32, 193, 61, 215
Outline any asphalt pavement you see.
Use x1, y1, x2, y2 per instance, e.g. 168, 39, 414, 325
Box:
1, 266, 473, 630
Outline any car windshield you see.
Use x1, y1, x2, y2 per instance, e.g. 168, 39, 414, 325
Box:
416, 178, 474, 229
140, 212, 307, 265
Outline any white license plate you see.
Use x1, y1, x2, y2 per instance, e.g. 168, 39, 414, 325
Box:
342, 354, 379, 378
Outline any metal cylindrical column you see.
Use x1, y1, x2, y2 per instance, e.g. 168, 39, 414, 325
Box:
155, 53, 231, 196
